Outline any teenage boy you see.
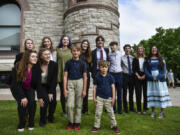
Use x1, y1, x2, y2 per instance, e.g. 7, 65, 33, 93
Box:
91, 60, 120, 134
63, 44, 87, 130
121, 44, 136, 113
91, 35, 109, 79
109, 41, 123, 114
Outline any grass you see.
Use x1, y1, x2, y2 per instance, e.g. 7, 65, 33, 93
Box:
0, 100, 180, 135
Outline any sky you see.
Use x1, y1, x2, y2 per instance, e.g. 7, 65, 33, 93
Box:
118, 0, 180, 48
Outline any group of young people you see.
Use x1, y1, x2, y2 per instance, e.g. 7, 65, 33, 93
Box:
10, 35, 172, 134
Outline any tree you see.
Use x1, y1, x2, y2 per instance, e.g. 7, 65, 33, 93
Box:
132, 27, 180, 76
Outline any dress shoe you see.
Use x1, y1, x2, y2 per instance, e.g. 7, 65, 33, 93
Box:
130, 109, 137, 112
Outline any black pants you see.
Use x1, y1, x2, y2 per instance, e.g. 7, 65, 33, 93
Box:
82, 75, 90, 113
123, 74, 135, 111
111, 73, 123, 113
17, 88, 36, 128
40, 84, 57, 123
59, 82, 66, 113
135, 79, 147, 112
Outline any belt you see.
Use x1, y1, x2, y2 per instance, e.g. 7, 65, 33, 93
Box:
123, 73, 133, 77
110, 72, 123, 74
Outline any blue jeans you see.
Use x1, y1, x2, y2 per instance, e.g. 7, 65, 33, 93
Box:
111, 73, 123, 113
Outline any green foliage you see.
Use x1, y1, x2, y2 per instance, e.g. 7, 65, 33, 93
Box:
132, 27, 180, 75
0, 101, 180, 135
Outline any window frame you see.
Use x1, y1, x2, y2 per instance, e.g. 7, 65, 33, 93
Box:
0, 1, 21, 56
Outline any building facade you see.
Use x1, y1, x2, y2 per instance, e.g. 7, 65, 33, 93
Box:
0, 0, 120, 86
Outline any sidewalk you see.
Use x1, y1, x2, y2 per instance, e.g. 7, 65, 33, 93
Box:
0, 87, 180, 107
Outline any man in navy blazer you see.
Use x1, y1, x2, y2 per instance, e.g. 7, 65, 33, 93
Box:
91, 35, 109, 79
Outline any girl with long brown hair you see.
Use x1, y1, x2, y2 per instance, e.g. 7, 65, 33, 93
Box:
37, 48, 58, 126
11, 50, 41, 132
14, 39, 35, 65
39, 37, 57, 62
80, 39, 92, 114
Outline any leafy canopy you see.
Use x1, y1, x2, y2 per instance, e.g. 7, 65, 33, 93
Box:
131, 27, 180, 76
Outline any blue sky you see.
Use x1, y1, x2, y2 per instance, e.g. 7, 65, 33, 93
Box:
118, 0, 180, 49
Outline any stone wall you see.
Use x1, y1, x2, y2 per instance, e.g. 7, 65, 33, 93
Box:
23, 0, 64, 50
94, 0, 118, 9
64, 0, 119, 49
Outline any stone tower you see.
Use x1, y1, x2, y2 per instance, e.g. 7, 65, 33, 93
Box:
64, 0, 120, 48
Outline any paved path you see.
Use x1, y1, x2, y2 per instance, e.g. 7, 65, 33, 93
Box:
0, 87, 180, 107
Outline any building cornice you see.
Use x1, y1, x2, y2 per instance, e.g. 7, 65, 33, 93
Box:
64, 3, 119, 19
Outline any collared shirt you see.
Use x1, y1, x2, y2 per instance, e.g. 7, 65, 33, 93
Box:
93, 73, 115, 99
109, 50, 122, 73
96, 48, 107, 69
64, 59, 87, 80
121, 54, 134, 74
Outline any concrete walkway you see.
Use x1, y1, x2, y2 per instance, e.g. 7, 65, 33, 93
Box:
0, 87, 180, 107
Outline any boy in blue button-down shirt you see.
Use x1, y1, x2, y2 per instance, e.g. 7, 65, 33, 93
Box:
91, 60, 120, 134
63, 44, 87, 130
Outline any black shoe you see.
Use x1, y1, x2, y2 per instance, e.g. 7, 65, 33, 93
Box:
124, 110, 128, 113
130, 109, 137, 112
48, 117, 54, 123
118, 111, 122, 114
39, 121, 46, 127
82, 111, 88, 115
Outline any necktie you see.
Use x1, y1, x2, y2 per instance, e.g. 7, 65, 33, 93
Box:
100, 49, 103, 60
127, 56, 132, 76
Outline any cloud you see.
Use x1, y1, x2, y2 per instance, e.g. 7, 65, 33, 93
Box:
118, 0, 180, 49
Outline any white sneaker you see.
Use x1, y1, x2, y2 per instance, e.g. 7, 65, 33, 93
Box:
150, 112, 156, 118
28, 127, 34, 131
18, 128, 24, 132
158, 112, 165, 119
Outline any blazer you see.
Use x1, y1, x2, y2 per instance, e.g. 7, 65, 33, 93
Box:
39, 60, 58, 94
132, 57, 146, 79
91, 48, 109, 79
14, 53, 23, 65
10, 64, 41, 101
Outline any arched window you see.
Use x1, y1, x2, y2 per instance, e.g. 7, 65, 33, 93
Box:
0, 2, 21, 54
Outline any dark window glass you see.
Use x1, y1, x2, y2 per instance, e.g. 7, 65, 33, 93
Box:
77, 0, 87, 3
0, 3, 21, 52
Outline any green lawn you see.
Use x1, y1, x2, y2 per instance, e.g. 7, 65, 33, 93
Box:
0, 100, 180, 135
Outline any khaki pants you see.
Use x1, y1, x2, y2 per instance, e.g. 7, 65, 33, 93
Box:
94, 96, 117, 128
67, 79, 83, 124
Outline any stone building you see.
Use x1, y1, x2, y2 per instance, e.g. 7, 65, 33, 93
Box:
0, 0, 120, 87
